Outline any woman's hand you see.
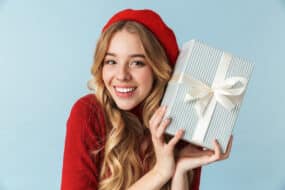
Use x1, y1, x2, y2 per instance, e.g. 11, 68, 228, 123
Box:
148, 105, 233, 182
175, 136, 233, 175
149, 106, 185, 182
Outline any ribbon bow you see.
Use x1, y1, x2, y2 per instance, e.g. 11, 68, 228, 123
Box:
183, 75, 248, 118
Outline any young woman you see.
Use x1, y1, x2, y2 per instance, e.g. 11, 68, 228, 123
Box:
61, 9, 232, 190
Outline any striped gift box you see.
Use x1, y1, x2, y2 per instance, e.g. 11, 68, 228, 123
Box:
161, 39, 254, 152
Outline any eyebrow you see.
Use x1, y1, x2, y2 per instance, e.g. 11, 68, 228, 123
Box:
105, 52, 146, 58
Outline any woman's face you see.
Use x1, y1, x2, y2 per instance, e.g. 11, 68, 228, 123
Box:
102, 29, 154, 110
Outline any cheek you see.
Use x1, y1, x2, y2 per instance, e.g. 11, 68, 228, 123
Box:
139, 70, 154, 89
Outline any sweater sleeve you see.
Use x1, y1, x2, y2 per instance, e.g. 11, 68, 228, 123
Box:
61, 95, 106, 190
191, 167, 202, 190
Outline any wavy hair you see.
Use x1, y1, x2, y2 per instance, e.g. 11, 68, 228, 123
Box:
88, 21, 193, 190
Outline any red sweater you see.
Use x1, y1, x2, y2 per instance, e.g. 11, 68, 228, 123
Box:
61, 94, 201, 190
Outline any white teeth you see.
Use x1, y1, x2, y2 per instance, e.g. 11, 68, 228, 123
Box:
115, 87, 135, 93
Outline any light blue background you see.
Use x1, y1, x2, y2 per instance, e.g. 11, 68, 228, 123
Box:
0, 0, 284, 189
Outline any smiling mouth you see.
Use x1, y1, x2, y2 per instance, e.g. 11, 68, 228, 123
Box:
113, 86, 137, 97
114, 87, 136, 93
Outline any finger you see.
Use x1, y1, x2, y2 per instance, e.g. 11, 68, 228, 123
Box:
186, 144, 204, 153
223, 135, 233, 159
180, 149, 214, 158
167, 129, 185, 148
179, 145, 213, 157
177, 144, 201, 157
151, 118, 170, 144
155, 118, 171, 140
149, 106, 167, 131
149, 107, 163, 128
178, 151, 215, 169
211, 139, 222, 161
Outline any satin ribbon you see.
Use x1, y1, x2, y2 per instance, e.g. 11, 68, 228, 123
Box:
169, 52, 248, 143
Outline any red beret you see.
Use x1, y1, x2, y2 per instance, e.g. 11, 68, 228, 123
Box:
102, 9, 179, 67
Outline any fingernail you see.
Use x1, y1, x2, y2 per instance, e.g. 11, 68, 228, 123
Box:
163, 118, 170, 124
215, 139, 220, 144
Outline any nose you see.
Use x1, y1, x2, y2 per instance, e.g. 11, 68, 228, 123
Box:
116, 64, 131, 81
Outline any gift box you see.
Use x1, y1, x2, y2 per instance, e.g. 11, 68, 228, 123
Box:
161, 39, 254, 152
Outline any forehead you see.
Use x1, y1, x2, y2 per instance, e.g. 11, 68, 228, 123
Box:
107, 29, 146, 56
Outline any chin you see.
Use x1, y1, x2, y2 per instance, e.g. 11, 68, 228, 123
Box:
115, 101, 139, 111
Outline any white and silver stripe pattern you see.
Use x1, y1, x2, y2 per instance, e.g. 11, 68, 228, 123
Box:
161, 39, 254, 152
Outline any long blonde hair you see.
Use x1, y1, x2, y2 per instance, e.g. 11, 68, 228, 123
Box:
89, 21, 192, 190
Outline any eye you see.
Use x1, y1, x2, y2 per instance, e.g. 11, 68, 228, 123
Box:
130, 60, 145, 67
103, 59, 116, 65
